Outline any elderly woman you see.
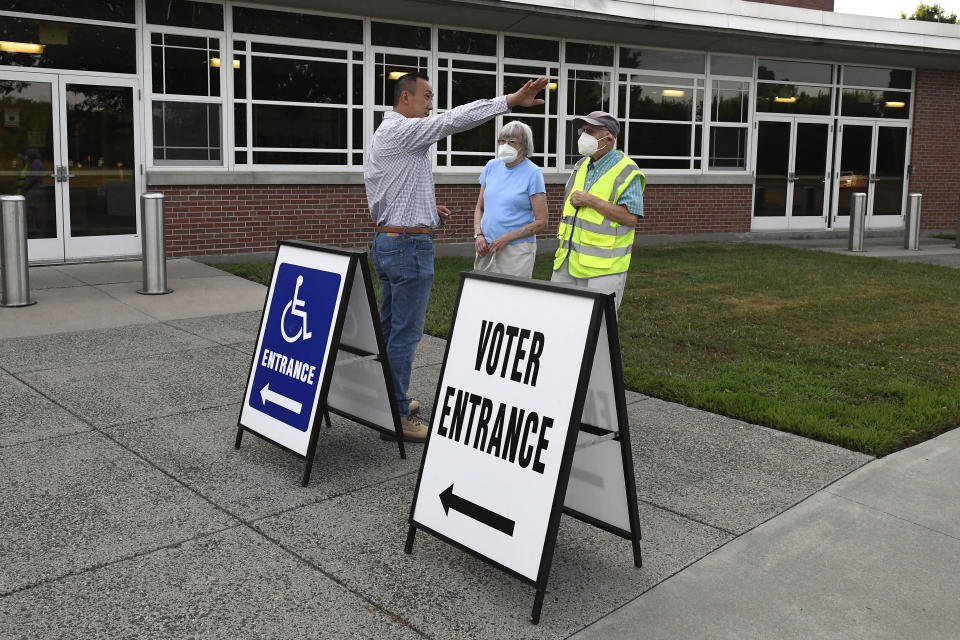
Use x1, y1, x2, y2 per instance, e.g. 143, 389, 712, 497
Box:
473, 120, 547, 277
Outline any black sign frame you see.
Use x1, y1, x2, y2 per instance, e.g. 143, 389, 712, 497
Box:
234, 240, 405, 486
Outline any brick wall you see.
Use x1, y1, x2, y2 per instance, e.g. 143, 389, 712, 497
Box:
909, 68, 960, 229
151, 182, 752, 257
744, 0, 833, 10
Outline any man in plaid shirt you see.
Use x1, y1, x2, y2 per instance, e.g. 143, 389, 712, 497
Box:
365, 73, 547, 442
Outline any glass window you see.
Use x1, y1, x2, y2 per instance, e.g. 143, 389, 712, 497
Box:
232, 6, 362, 44
756, 84, 832, 115
710, 54, 753, 78
504, 35, 559, 61
152, 101, 221, 163
842, 66, 912, 90
565, 68, 612, 167
251, 57, 347, 104
0, 0, 134, 23
371, 22, 430, 50
712, 80, 749, 123
709, 127, 747, 169
146, 0, 223, 30
373, 53, 429, 107
565, 41, 613, 66
436, 57, 496, 166
757, 59, 832, 84
438, 29, 496, 56
252, 105, 347, 149
841, 90, 910, 119
236, 36, 363, 166
620, 73, 703, 171
503, 66, 559, 168
0, 17, 136, 74
619, 47, 705, 74
151, 34, 220, 97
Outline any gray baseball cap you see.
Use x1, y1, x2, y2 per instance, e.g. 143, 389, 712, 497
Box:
572, 111, 620, 137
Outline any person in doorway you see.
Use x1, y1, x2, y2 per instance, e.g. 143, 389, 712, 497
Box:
473, 120, 547, 277
551, 111, 644, 310
365, 72, 548, 442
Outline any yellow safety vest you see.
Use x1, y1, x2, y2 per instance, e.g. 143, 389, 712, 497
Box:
553, 153, 645, 278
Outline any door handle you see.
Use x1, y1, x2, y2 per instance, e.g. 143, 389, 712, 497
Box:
788, 172, 796, 182
869, 174, 878, 183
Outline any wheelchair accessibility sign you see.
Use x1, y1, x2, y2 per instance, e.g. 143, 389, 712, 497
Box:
248, 261, 342, 434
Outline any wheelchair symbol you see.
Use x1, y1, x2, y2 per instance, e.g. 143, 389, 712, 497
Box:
281, 275, 312, 343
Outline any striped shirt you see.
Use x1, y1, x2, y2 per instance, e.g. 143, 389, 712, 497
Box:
364, 96, 510, 227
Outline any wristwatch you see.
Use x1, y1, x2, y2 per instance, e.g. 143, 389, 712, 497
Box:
473, 232, 483, 239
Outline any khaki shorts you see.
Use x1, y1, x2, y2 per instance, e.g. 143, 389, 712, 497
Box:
474, 241, 537, 278
550, 254, 627, 310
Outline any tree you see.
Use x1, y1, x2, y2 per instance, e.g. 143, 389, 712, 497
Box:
900, 3, 959, 23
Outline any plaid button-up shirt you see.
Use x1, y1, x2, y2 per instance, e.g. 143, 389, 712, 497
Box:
364, 96, 510, 227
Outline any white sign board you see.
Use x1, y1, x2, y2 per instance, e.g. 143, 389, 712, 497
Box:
406, 272, 643, 624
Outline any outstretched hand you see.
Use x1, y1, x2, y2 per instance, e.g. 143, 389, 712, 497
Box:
506, 77, 549, 109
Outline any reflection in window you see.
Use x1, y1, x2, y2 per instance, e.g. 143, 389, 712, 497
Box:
756, 84, 832, 115
619, 47, 704, 74
709, 80, 750, 170
757, 59, 833, 84
371, 21, 430, 50
146, 0, 223, 30
619, 73, 702, 170
710, 54, 753, 78
151, 34, 220, 97
841, 90, 910, 119
842, 66, 912, 90
152, 101, 221, 164
234, 38, 363, 166
565, 68, 611, 167
0, 17, 136, 74
232, 6, 362, 43
436, 55, 497, 166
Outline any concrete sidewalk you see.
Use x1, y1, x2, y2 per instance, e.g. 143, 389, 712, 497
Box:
0, 255, 953, 638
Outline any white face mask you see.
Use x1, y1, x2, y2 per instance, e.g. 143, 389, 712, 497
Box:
577, 131, 608, 157
497, 144, 519, 163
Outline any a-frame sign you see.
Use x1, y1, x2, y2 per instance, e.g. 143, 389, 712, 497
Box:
236, 240, 404, 485
405, 272, 642, 624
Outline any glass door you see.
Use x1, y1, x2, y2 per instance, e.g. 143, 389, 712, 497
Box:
0, 72, 141, 263
0, 71, 64, 262
832, 122, 909, 229
58, 75, 141, 260
752, 117, 832, 230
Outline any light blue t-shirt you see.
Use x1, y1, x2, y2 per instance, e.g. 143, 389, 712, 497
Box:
478, 158, 546, 244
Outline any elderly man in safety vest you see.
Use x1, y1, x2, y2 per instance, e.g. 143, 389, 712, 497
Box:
551, 111, 644, 310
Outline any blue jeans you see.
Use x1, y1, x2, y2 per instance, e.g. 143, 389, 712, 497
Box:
370, 233, 434, 417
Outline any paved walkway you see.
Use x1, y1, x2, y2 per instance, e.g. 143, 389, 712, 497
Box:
0, 250, 956, 638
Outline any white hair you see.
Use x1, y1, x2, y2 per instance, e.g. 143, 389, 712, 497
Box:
497, 120, 536, 155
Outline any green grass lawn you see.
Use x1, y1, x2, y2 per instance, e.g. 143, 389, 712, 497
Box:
215, 242, 960, 456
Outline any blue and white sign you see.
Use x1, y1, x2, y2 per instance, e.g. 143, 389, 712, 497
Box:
240, 244, 351, 456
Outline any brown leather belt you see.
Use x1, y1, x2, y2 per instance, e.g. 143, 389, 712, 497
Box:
376, 225, 433, 236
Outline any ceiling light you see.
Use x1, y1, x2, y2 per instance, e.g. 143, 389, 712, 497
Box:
388, 71, 407, 80
662, 89, 685, 98
0, 41, 45, 54
884, 101, 905, 108
774, 96, 797, 103
210, 57, 221, 67
548, 82, 557, 91
232, 59, 240, 69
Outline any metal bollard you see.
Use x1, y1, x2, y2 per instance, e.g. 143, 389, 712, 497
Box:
138, 192, 173, 295
904, 193, 922, 251
0, 195, 36, 307
848, 192, 866, 252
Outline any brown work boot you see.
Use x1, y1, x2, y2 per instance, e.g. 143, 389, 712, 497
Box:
408, 399, 420, 415
381, 415, 428, 443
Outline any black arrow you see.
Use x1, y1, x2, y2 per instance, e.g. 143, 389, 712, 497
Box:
439, 484, 515, 536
